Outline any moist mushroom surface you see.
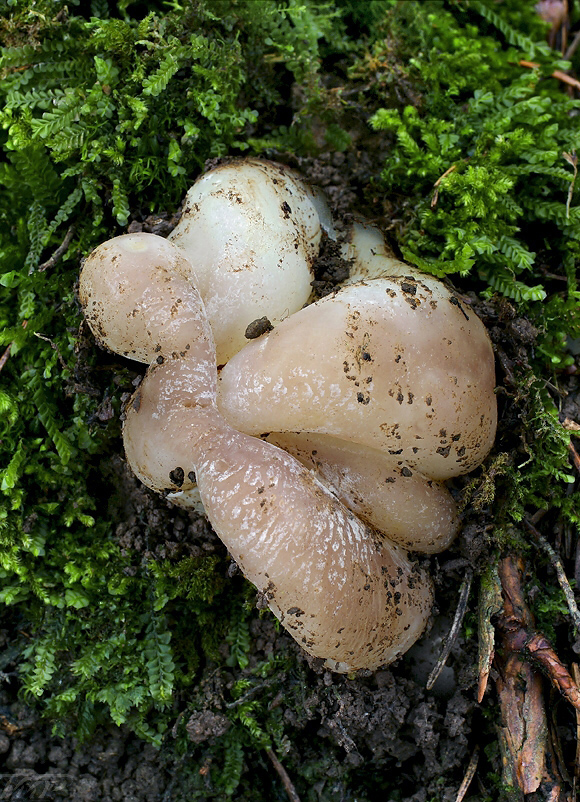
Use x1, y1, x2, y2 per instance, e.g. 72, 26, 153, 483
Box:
78, 160, 497, 672
168, 158, 331, 364
79, 232, 435, 672
217, 273, 497, 479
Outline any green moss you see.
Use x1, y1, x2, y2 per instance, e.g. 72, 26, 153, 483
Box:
367, 3, 578, 297
1, 0, 580, 798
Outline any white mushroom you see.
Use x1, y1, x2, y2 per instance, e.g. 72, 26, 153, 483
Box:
168, 158, 333, 364
340, 220, 405, 283
217, 274, 497, 480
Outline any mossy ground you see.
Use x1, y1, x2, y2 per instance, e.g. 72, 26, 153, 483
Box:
1, 1, 580, 800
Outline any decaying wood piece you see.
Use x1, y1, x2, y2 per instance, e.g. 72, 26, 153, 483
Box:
266, 748, 302, 802
496, 653, 549, 796
494, 556, 574, 800
477, 561, 503, 703
498, 556, 580, 712
572, 664, 580, 787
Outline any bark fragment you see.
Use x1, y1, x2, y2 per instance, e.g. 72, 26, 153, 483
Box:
494, 556, 573, 800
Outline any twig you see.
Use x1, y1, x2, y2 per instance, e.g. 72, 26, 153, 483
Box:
426, 567, 473, 690
0, 344, 11, 374
569, 440, 580, 473
34, 332, 70, 372
552, 69, 580, 90
455, 745, 479, 802
563, 150, 578, 219
266, 748, 302, 802
524, 517, 580, 632
519, 59, 580, 90
431, 164, 457, 208
37, 224, 76, 273
565, 29, 580, 60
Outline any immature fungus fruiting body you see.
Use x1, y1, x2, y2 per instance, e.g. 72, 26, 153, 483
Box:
79, 159, 497, 672
80, 233, 433, 672
167, 158, 333, 364
218, 223, 496, 554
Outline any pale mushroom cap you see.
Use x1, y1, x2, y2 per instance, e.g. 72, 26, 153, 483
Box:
79, 233, 216, 379
168, 159, 326, 363
123, 359, 434, 672
341, 221, 406, 283
218, 276, 497, 480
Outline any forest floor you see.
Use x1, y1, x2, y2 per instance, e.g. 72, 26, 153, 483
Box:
1, 141, 578, 802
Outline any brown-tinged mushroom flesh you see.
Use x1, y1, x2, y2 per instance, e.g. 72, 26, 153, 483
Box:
265, 432, 458, 554
122, 356, 433, 672
79, 231, 434, 672
217, 275, 497, 480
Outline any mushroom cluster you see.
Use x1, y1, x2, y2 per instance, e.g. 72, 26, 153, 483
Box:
79, 159, 497, 672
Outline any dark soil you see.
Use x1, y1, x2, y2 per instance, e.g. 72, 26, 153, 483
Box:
1, 153, 579, 802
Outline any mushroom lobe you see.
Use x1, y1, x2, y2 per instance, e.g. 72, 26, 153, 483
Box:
218, 275, 497, 480
266, 432, 459, 554
168, 158, 330, 364
79, 232, 215, 370
123, 358, 433, 673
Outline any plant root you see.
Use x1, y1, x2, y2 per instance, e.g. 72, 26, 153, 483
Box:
426, 568, 473, 691
266, 748, 302, 802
